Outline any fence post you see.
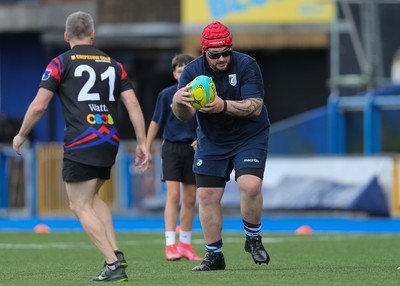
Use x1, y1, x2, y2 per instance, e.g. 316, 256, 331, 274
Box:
0, 151, 8, 209
328, 95, 337, 153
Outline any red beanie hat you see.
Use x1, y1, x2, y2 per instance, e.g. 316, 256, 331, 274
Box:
201, 21, 233, 54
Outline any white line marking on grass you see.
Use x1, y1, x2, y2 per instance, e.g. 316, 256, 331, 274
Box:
0, 242, 92, 249
1, 234, 395, 250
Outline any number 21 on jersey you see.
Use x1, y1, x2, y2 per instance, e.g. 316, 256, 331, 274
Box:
75, 64, 116, 102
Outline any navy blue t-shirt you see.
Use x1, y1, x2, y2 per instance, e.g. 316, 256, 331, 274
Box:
179, 51, 270, 159
152, 83, 197, 142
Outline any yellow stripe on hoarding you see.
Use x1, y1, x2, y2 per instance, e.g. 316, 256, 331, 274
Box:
181, 0, 335, 24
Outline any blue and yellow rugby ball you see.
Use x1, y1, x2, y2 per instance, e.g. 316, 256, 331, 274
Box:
189, 75, 216, 110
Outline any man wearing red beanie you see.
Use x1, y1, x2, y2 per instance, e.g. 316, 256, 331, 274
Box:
172, 21, 271, 271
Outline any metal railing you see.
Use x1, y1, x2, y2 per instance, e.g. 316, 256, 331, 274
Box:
0, 140, 164, 217
328, 92, 400, 154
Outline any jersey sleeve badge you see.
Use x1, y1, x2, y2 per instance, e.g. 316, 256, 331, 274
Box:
42, 69, 52, 81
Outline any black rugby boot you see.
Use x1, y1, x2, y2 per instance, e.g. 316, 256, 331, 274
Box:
191, 251, 226, 271
102, 250, 128, 268
244, 235, 270, 265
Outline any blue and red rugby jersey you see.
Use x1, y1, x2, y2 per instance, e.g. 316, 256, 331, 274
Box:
178, 51, 270, 159
39, 45, 133, 167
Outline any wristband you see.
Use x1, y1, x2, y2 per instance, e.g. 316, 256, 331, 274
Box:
222, 100, 227, 113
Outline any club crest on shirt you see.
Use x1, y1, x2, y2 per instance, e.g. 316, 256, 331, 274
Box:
229, 74, 237, 86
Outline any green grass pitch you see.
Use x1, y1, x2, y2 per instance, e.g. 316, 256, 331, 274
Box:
1, 232, 399, 285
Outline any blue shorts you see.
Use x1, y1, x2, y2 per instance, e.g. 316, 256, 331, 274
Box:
193, 148, 267, 183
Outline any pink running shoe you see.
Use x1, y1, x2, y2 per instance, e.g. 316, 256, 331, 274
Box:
178, 241, 203, 261
166, 244, 181, 261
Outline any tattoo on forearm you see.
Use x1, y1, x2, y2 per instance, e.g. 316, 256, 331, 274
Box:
230, 98, 263, 116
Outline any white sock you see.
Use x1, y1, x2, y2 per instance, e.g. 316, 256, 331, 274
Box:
179, 230, 192, 244
165, 231, 176, 246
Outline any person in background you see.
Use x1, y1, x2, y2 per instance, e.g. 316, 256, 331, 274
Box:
172, 21, 271, 271
390, 48, 400, 84
12, 11, 149, 282
147, 54, 202, 261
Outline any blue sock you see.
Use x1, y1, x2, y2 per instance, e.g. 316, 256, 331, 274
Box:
243, 219, 261, 239
205, 239, 223, 253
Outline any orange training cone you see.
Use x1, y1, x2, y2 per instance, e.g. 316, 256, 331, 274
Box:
295, 225, 313, 235
34, 224, 50, 234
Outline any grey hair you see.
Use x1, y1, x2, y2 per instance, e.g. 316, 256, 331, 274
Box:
65, 11, 94, 40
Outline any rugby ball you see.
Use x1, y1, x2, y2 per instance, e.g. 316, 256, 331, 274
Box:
189, 75, 216, 110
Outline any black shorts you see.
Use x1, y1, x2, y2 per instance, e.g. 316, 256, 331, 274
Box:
196, 168, 264, 188
62, 158, 111, 182
161, 140, 196, 184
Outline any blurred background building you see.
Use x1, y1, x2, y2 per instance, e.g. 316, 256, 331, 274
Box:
0, 0, 399, 151
1, 0, 400, 218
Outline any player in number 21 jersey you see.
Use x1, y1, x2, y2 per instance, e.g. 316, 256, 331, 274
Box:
13, 12, 148, 282
40, 45, 133, 167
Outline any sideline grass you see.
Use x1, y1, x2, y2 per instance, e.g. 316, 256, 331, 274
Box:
1, 232, 399, 286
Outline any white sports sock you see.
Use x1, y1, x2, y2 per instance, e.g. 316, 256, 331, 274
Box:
179, 230, 192, 244
165, 231, 176, 246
